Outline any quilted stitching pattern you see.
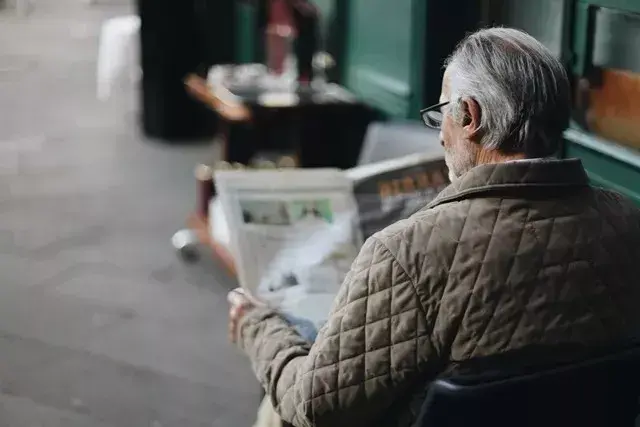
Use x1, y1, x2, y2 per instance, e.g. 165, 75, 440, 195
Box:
239, 160, 640, 427
240, 236, 433, 427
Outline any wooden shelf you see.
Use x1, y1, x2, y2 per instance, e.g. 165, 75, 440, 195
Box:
187, 212, 238, 278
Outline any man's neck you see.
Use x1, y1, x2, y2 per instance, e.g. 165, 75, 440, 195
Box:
475, 147, 526, 166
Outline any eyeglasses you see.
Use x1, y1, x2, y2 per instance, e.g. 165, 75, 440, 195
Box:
420, 101, 450, 129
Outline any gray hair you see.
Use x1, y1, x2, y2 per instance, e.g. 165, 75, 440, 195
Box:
445, 28, 571, 157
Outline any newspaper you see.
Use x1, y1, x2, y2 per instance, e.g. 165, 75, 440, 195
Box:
214, 169, 362, 327
347, 151, 450, 240
213, 153, 449, 327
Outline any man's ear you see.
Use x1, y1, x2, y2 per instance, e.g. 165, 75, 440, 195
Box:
461, 97, 482, 140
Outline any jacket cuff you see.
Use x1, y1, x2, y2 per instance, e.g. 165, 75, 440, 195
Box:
237, 306, 283, 351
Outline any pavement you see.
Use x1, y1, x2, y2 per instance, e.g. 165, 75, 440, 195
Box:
0, 1, 260, 426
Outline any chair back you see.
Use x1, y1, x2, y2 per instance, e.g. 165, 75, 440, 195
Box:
357, 121, 442, 166
416, 346, 640, 427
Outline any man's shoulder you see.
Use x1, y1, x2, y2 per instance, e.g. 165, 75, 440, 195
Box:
371, 202, 463, 253
589, 187, 640, 231
593, 187, 640, 213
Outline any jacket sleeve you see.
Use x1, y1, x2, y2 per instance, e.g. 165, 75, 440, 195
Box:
237, 236, 437, 427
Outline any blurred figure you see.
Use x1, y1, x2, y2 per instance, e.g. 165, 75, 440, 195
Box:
229, 28, 640, 427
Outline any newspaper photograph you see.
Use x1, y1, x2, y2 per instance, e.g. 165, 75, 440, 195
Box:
214, 169, 362, 326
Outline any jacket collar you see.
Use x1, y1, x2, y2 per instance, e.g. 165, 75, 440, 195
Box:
427, 158, 589, 209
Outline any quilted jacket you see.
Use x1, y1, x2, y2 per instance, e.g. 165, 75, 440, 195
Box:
238, 158, 640, 427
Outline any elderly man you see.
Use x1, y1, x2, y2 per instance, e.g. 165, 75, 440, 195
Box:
228, 28, 640, 427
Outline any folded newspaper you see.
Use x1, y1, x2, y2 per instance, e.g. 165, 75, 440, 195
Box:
213, 152, 449, 327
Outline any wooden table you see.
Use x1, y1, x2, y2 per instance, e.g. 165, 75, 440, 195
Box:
184, 71, 374, 167
184, 74, 251, 123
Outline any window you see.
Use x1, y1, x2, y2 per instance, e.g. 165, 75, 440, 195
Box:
484, 0, 640, 153
574, 7, 640, 152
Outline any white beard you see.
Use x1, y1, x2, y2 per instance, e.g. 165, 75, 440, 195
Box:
444, 147, 476, 183
444, 154, 461, 182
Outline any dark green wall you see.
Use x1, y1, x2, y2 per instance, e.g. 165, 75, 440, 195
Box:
343, 0, 418, 118
341, 0, 480, 119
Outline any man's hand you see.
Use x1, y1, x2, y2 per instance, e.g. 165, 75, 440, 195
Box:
227, 288, 256, 344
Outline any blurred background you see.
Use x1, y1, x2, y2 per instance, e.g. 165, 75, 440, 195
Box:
0, 0, 638, 426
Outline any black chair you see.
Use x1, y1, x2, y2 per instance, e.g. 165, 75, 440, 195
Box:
416, 346, 640, 427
